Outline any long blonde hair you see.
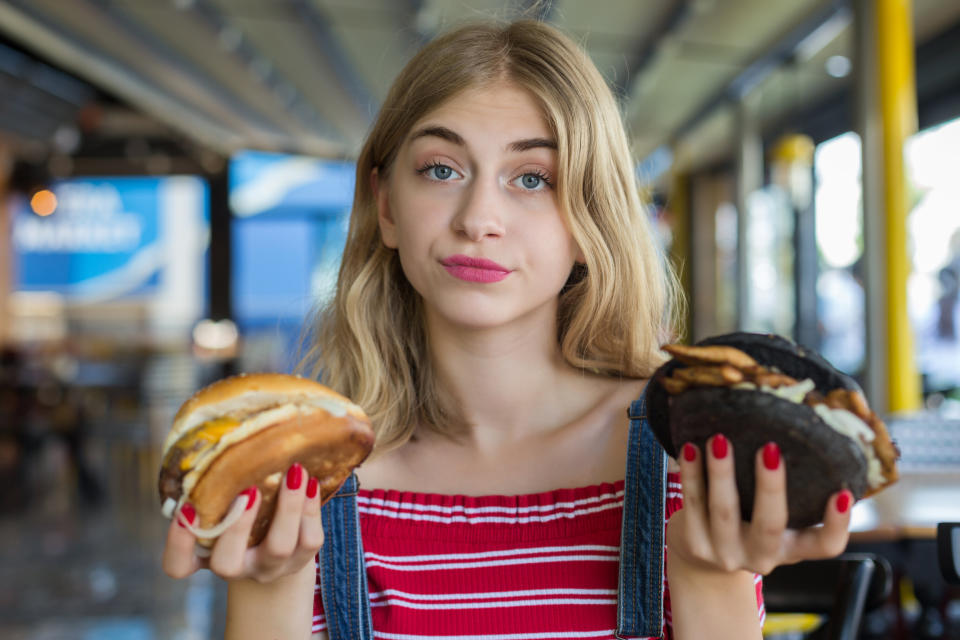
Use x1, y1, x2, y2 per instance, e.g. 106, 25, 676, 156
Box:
301, 19, 683, 454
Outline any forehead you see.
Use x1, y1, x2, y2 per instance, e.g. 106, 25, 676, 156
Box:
405, 81, 552, 143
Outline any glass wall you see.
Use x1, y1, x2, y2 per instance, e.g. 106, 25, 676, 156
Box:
814, 117, 960, 408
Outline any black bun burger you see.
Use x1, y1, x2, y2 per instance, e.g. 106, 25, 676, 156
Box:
648, 332, 899, 529
158, 373, 374, 549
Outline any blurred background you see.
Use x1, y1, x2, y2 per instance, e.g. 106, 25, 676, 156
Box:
0, 0, 958, 638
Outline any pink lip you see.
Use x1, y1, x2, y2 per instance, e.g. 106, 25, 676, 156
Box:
441, 254, 511, 283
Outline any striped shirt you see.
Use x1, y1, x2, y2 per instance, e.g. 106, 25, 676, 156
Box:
313, 472, 764, 639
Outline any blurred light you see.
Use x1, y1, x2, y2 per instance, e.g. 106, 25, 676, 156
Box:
192, 318, 239, 358
30, 189, 57, 216
826, 55, 852, 78
53, 124, 81, 154
794, 8, 852, 62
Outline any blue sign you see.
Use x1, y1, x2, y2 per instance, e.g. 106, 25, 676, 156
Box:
229, 150, 355, 218
12, 176, 208, 302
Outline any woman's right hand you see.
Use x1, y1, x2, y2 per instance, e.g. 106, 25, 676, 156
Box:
162, 463, 325, 584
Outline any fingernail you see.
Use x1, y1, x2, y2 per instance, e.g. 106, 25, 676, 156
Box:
306, 476, 319, 499
242, 486, 258, 511
762, 442, 780, 470
178, 503, 196, 527
682, 443, 697, 462
711, 434, 728, 459
287, 463, 303, 490
836, 490, 852, 514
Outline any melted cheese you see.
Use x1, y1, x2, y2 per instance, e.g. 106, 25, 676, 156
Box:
176, 416, 241, 470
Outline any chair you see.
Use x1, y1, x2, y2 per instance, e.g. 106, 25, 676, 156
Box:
938, 522, 960, 585
762, 552, 893, 640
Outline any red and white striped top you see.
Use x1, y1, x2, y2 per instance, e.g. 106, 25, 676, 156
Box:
313, 472, 764, 639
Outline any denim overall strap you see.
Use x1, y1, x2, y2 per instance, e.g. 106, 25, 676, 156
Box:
319, 473, 374, 640
616, 386, 667, 638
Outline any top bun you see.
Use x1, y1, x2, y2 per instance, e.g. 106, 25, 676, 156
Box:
648, 332, 860, 458
163, 373, 366, 457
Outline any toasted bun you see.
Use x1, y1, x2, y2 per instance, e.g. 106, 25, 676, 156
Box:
158, 373, 374, 547
191, 404, 374, 547
648, 332, 897, 529
163, 372, 366, 457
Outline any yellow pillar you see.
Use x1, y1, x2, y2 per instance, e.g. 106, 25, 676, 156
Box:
877, 0, 922, 412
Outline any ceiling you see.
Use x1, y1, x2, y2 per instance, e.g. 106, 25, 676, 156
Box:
1, 0, 960, 178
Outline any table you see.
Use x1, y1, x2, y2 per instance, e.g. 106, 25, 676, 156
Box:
849, 472, 960, 542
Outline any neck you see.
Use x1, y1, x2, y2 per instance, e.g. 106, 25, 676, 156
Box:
423, 303, 591, 449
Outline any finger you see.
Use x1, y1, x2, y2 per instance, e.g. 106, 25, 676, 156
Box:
293, 476, 326, 564
705, 433, 743, 571
747, 442, 788, 572
208, 487, 259, 579
262, 463, 308, 560
675, 442, 712, 559
162, 503, 203, 579
790, 490, 853, 561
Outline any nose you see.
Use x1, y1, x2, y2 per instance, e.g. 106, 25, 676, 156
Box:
452, 175, 505, 241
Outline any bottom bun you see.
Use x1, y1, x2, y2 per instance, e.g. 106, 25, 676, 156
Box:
187, 409, 374, 547
670, 387, 868, 529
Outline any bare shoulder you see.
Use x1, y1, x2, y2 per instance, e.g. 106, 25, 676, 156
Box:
312, 632, 329, 639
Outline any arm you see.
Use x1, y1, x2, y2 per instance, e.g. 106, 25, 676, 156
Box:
665, 436, 851, 639
225, 561, 317, 640
667, 551, 762, 639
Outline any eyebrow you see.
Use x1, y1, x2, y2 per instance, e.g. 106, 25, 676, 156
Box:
408, 125, 556, 153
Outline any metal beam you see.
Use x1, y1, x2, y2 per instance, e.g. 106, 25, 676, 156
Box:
670, 0, 849, 144
84, 0, 309, 142
0, 0, 244, 155
615, 0, 693, 100
292, 0, 378, 121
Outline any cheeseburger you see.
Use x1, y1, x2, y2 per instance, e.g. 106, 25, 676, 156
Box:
158, 373, 374, 548
648, 332, 899, 528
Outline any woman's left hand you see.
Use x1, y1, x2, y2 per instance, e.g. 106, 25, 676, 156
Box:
665, 433, 853, 576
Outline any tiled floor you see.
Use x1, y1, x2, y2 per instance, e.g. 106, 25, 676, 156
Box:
0, 449, 226, 639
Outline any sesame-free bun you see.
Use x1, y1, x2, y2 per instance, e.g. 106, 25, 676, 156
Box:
158, 373, 374, 547
164, 372, 366, 456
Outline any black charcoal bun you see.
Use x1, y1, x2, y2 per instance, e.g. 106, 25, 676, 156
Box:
647, 332, 867, 529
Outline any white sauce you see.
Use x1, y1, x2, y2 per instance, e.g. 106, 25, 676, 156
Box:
734, 379, 885, 489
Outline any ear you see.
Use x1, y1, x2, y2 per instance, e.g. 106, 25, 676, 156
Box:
372, 168, 398, 249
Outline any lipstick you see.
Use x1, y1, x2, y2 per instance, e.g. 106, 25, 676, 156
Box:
441, 255, 511, 283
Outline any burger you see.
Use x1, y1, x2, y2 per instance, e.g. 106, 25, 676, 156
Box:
647, 332, 899, 529
158, 373, 374, 548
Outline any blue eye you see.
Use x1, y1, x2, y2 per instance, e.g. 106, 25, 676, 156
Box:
514, 171, 552, 191
418, 163, 460, 181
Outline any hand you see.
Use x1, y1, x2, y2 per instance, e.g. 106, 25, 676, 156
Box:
666, 434, 853, 576
162, 463, 325, 584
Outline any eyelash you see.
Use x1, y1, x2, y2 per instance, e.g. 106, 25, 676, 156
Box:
517, 168, 553, 190
415, 162, 554, 190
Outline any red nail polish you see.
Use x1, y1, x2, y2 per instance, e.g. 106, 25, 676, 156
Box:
179, 503, 196, 527
836, 490, 852, 513
682, 443, 697, 462
762, 442, 780, 470
711, 434, 728, 459
287, 463, 303, 490
306, 476, 319, 499
242, 486, 258, 511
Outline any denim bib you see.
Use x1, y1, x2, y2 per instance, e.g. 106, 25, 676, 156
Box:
319, 386, 667, 639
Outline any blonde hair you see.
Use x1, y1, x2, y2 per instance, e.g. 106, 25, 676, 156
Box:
300, 19, 684, 454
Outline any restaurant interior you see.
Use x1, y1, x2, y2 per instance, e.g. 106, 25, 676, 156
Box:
1, 0, 959, 638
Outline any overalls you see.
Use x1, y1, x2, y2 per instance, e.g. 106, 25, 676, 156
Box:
319, 387, 668, 639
